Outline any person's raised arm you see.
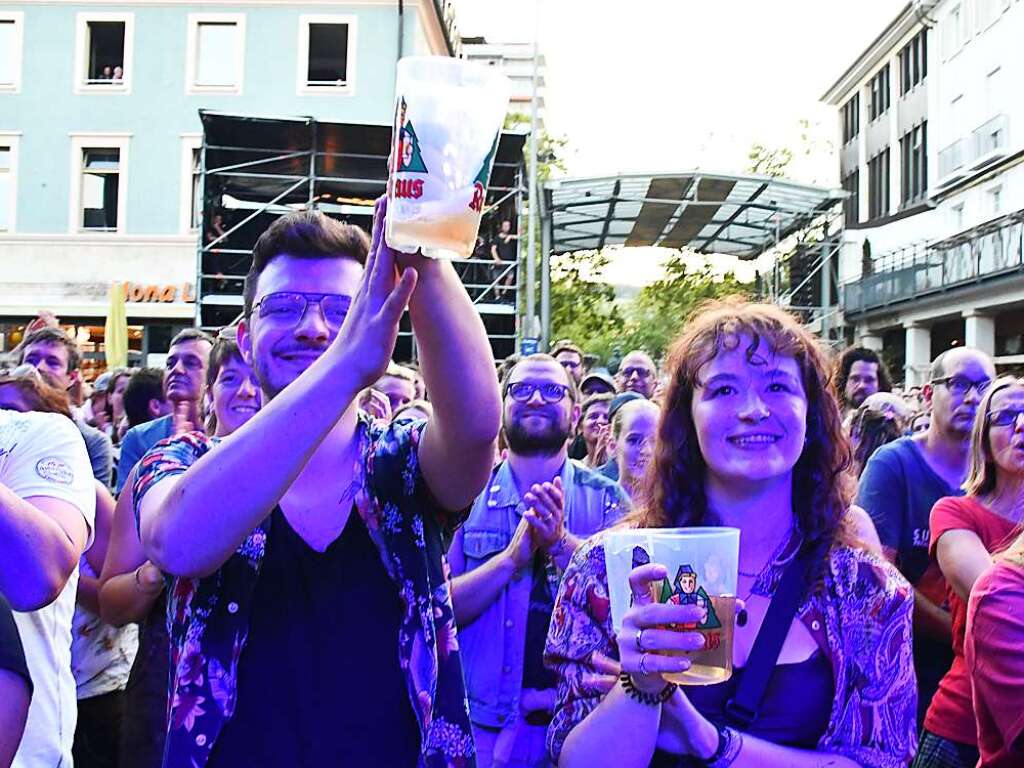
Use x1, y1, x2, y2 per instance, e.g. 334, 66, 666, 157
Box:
98, 465, 165, 627
403, 220, 502, 513
936, 529, 994, 602
449, 516, 536, 626
139, 200, 417, 578
77, 481, 116, 615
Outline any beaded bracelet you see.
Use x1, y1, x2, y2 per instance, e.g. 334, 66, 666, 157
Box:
704, 725, 743, 768
618, 673, 676, 705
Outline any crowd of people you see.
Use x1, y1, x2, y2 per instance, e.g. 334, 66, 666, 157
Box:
1, 198, 1022, 768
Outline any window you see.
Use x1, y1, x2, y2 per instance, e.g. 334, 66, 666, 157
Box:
74, 13, 134, 93
81, 150, 121, 230
842, 170, 860, 227
842, 94, 860, 145
0, 136, 18, 232
0, 13, 24, 92
988, 186, 1002, 215
179, 135, 202, 232
952, 203, 965, 230
899, 29, 927, 95
900, 122, 928, 206
297, 15, 357, 95
869, 65, 890, 121
186, 14, 245, 94
868, 148, 890, 220
68, 134, 130, 233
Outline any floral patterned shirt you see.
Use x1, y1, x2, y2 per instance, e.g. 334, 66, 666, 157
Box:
544, 532, 918, 768
133, 415, 476, 768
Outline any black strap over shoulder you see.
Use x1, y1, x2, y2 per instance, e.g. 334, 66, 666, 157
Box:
724, 549, 813, 730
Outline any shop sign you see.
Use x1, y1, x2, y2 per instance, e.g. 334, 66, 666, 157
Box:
122, 282, 195, 303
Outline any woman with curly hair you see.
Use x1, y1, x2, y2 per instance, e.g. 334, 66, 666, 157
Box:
544, 299, 916, 767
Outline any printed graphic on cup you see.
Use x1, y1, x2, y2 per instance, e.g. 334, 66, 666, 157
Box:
386, 57, 510, 259
608, 528, 739, 685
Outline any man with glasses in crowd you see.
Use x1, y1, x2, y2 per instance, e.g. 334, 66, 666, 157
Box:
615, 350, 657, 399
132, 205, 500, 768
447, 353, 629, 767
551, 340, 585, 385
858, 346, 996, 725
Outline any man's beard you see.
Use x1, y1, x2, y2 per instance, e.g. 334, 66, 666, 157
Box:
849, 389, 868, 407
505, 415, 571, 457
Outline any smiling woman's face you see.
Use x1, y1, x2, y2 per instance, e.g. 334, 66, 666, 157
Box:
691, 335, 808, 489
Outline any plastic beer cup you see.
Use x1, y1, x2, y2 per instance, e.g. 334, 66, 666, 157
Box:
386, 56, 510, 259
605, 527, 740, 685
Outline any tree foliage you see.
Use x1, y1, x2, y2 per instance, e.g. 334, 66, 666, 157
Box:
550, 251, 752, 362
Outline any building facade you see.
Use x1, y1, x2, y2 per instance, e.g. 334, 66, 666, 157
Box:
0, 0, 456, 374
460, 37, 544, 132
822, 0, 1024, 385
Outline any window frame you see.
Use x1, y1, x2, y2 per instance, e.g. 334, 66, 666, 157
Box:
0, 12, 24, 94
842, 93, 860, 145
68, 133, 131, 234
185, 13, 246, 95
868, 148, 891, 221
73, 12, 135, 95
900, 122, 928, 207
179, 134, 203, 234
296, 14, 358, 97
0, 132, 20, 232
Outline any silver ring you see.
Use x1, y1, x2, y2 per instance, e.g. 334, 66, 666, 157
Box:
634, 628, 647, 653
638, 652, 650, 676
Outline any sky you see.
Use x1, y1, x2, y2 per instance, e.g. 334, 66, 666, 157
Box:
456, 0, 908, 286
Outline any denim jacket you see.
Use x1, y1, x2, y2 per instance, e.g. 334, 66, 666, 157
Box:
453, 459, 629, 728
133, 416, 477, 768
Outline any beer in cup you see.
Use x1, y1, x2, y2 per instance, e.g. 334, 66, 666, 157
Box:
386, 56, 510, 259
605, 527, 740, 685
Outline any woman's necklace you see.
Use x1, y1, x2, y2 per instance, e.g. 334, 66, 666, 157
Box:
738, 526, 801, 598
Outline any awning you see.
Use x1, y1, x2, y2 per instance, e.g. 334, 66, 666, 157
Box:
542, 172, 847, 259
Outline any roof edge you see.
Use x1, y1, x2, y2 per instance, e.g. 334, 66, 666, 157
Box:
820, 2, 922, 105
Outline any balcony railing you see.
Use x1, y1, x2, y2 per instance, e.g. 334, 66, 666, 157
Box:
843, 211, 1024, 316
972, 113, 1009, 164
939, 115, 1010, 182
938, 138, 968, 178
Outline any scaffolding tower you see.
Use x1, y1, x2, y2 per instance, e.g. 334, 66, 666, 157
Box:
196, 111, 527, 360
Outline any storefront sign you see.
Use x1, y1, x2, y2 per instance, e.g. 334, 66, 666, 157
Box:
122, 282, 195, 303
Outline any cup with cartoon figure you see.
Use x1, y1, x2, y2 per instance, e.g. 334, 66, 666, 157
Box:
386, 56, 510, 259
605, 527, 740, 685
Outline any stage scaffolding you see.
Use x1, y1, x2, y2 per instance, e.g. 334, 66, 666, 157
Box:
196, 111, 527, 360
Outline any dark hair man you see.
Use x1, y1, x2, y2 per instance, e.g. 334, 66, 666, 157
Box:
551, 341, 585, 385
857, 346, 995, 725
615, 350, 656, 398
132, 203, 500, 767
121, 368, 170, 429
114, 330, 213, 494
1, 409, 95, 766
833, 347, 892, 416
447, 354, 628, 764
20, 327, 113, 486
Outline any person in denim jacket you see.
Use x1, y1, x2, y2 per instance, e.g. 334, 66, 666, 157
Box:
449, 354, 630, 767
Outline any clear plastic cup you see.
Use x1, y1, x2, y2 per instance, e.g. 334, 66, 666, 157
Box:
385, 56, 510, 259
605, 527, 740, 685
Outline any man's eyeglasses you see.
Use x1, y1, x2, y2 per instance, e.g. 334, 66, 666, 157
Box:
987, 408, 1024, 428
620, 366, 653, 380
931, 375, 992, 397
251, 292, 352, 328
507, 381, 571, 403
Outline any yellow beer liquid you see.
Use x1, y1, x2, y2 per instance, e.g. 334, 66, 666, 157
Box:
661, 596, 736, 686
389, 210, 482, 258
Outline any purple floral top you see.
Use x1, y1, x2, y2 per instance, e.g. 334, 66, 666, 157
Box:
544, 532, 918, 767
132, 415, 476, 768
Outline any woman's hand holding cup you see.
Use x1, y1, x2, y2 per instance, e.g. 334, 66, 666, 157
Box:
616, 564, 706, 693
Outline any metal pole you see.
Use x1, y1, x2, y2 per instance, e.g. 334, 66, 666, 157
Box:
525, 22, 539, 340
541, 219, 551, 349
819, 238, 831, 340
195, 135, 206, 329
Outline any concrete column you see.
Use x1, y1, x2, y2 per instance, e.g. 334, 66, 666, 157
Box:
963, 310, 995, 356
858, 331, 884, 351
904, 322, 932, 387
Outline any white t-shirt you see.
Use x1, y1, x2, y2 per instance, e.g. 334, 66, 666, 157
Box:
1, 411, 96, 768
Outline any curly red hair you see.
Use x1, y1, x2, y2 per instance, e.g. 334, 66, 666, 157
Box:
632, 297, 855, 576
